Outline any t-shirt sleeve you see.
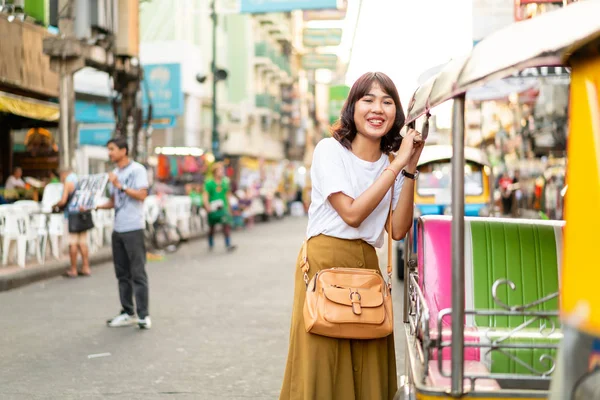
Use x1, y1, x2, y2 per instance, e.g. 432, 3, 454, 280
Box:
134, 165, 149, 190
391, 173, 404, 210
312, 139, 354, 200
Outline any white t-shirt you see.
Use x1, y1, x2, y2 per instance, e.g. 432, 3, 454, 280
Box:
306, 138, 404, 248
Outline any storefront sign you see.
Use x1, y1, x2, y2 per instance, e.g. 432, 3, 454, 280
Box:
505, 66, 570, 84
303, 0, 347, 20
303, 28, 343, 47
75, 100, 115, 124
241, 0, 340, 13
79, 125, 114, 147
142, 63, 184, 117
328, 85, 350, 125
301, 54, 338, 70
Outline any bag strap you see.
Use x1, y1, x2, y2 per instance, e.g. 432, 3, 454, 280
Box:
301, 156, 396, 288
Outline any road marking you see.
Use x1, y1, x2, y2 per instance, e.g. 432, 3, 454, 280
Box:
87, 352, 111, 359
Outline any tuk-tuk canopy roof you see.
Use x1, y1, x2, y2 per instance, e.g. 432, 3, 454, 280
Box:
417, 145, 490, 167
405, 1, 600, 124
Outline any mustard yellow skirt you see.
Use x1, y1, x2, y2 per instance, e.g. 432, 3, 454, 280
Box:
279, 235, 397, 400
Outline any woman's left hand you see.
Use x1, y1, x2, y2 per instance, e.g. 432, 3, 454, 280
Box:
405, 134, 425, 173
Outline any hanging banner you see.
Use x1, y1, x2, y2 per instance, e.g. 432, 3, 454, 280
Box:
301, 54, 338, 70
304, 0, 347, 20
303, 28, 343, 47
241, 0, 340, 13
328, 85, 350, 125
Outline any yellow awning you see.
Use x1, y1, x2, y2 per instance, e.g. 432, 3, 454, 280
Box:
0, 91, 59, 122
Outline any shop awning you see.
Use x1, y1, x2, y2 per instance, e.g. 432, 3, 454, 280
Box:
0, 91, 59, 122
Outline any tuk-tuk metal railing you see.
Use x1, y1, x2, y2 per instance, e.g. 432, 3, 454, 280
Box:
406, 272, 432, 383
406, 270, 561, 389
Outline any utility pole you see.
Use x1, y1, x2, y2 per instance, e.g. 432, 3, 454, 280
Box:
53, 0, 84, 170
211, 0, 220, 160
44, 0, 143, 166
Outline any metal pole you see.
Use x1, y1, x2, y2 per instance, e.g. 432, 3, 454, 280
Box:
57, 0, 75, 170
451, 95, 466, 397
58, 74, 73, 169
211, 0, 220, 160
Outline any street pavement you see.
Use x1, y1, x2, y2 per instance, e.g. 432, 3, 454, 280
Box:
0, 217, 406, 400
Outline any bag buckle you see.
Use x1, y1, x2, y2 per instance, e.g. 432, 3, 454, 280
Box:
350, 289, 362, 315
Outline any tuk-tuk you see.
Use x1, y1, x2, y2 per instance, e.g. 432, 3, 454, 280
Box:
396, 145, 493, 279
395, 2, 600, 399
414, 145, 493, 218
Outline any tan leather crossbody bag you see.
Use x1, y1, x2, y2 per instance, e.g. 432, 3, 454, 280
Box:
301, 188, 395, 340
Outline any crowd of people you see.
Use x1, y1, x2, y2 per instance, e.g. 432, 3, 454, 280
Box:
497, 167, 565, 219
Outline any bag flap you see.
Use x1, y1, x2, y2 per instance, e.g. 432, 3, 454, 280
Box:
323, 286, 383, 308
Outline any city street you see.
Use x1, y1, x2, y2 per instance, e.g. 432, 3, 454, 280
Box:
0, 217, 406, 400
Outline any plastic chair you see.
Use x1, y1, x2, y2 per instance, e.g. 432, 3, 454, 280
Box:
2, 209, 42, 267
144, 195, 161, 226
48, 213, 65, 259
31, 213, 48, 264
13, 200, 41, 215
175, 196, 192, 238
290, 201, 305, 217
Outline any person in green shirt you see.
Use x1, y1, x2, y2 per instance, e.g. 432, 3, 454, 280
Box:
203, 162, 236, 251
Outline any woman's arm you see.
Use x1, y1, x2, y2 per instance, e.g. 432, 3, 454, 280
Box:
95, 196, 114, 210
54, 181, 73, 208
329, 129, 421, 229
388, 141, 424, 239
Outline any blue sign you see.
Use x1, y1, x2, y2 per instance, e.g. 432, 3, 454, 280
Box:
142, 63, 184, 117
75, 100, 115, 124
241, 0, 339, 13
79, 125, 114, 146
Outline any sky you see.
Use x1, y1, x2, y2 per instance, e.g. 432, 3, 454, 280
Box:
343, 0, 474, 106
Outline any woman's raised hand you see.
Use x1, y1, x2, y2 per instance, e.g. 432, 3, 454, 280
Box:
392, 128, 423, 172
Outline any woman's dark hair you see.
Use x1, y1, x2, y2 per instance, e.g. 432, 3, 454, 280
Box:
106, 136, 129, 155
331, 72, 405, 154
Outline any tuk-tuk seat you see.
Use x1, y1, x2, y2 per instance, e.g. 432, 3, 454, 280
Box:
417, 216, 564, 375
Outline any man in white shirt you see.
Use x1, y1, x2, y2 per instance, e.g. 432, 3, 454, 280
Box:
5, 167, 26, 189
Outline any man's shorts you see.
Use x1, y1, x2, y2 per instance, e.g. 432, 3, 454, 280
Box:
69, 231, 89, 246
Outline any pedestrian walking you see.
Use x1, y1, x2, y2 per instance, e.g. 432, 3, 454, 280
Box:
279, 72, 424, 400
96, 137, 152, 330
53, 168, 92, 278
203, 162, 236, 251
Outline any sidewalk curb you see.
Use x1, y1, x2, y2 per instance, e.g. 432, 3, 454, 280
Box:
0, 233, 206, 293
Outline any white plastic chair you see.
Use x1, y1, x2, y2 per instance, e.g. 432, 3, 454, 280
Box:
40, 183, 64, 213
175, 196, 192, 239
48, 213, 65, 259
13, 200, 41, 215
101, 208, 115, 244
144, 195, 161, 226
31, 213, 48, 264
163, 196, 179, 227
2, 208, 42, 267
290, 201, 305, 217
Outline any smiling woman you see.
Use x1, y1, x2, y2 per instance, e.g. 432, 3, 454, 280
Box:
332, 72, 405, 154
279, 72, 425, 400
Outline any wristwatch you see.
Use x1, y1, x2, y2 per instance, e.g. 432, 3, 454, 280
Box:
401, 169, 419, 180
120, 184, 129, 193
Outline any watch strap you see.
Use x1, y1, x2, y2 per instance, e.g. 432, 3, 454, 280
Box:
402, 169, 417, 180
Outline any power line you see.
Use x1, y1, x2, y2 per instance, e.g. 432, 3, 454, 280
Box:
343, 0, 364, 80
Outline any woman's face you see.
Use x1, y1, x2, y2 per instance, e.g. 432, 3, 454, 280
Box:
353, 83, 396, 141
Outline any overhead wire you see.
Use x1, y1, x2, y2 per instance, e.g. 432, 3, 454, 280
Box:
343, 0, 364, 80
